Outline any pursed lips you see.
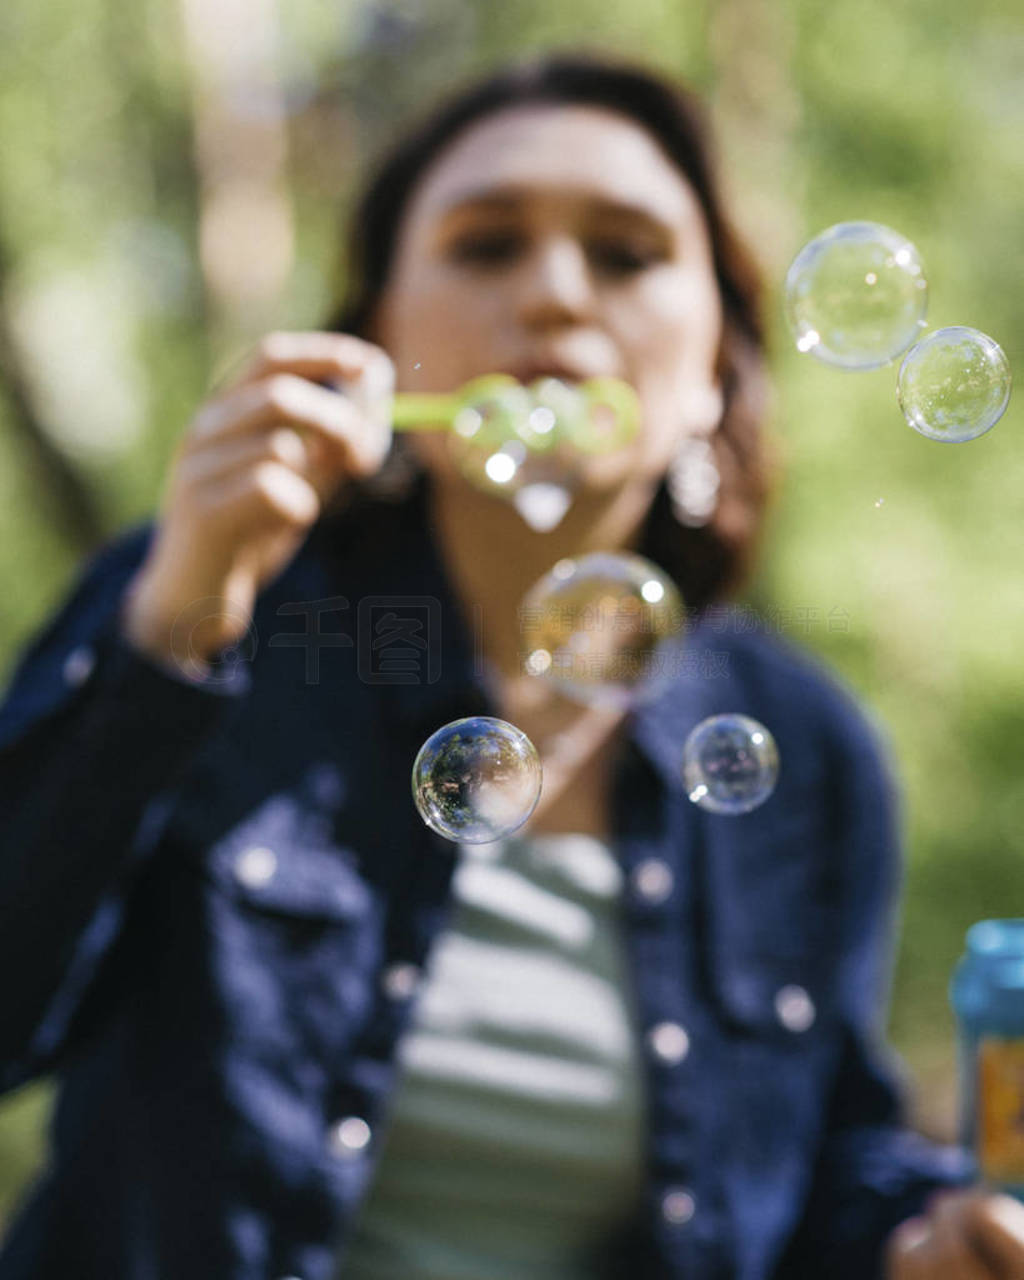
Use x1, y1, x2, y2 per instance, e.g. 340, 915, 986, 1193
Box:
502, 359, 614, 386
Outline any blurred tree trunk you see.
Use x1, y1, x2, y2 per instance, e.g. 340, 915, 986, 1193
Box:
707, 0, 804, 276
178, 0, 294, 359
0, 233, 105, 554
706, 0, 802, 623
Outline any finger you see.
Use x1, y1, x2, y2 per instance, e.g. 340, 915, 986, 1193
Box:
931, 1197, 1005, 1280
179, 427, 343, 502
238, 330, 393, 389
182, 427, 310, 484
238, 331, 396, 436
964, 1194, 1024, 1279
201, 462, 322, 534
187, 375, 387, 474
887, 1215, 935, 1279
887, 1212, 995, 1280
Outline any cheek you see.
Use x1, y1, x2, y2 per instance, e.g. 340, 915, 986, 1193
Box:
386, 265, 503, 388
617, 270, 721, 406
629, 268, 722, 368
607, 270, 723, 472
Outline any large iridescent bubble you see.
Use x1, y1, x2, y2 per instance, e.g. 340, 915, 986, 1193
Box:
785, 221, 927, 369
520, 552, 685, 708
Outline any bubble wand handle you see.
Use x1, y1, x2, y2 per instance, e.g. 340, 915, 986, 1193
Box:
389, 374, 519, 432
390, 393, 460, 430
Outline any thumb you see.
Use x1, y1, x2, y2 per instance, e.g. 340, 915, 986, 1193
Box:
963, 1192, 1024, 1277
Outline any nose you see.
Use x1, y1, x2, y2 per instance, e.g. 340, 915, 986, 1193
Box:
514, 235, 594, 332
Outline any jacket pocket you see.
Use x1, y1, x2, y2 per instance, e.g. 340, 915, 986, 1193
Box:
708, 945, 839, 1043
178, 835, 383, 1067
205, 837, 373, 924
701, 792, 843, 1041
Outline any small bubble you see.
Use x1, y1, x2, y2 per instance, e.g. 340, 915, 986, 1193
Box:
413, 361, 422, 370
875, 497, 885, 508
898, 326, 1012, 443
682, 714, 779, 815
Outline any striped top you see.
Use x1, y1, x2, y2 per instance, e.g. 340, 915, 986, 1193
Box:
336, 831, 649, 1278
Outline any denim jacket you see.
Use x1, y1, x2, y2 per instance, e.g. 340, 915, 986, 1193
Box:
0, 486, 971, 1279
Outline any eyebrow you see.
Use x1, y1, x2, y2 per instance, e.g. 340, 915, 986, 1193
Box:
434, 185, 683, 237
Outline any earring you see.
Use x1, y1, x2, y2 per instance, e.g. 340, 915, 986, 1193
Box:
667, 436, 720, 527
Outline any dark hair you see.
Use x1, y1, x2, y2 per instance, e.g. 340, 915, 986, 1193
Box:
325, 53, 773, 609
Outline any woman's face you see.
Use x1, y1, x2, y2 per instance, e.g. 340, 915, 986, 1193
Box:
375, 103, 724, 491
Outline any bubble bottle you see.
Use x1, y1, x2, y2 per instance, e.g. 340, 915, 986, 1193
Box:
950, 919, 1024, 1199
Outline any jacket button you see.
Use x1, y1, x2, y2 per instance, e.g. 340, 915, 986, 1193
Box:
381, 962, 421, 1001
774, 984, 816, 1032
647, 1021, 690, 1065
233, 846, 278, 889
63, 645, 96, 688
661, 1186, 696, 1225
327, 1116, 372, 1159
630, 858, 674, 905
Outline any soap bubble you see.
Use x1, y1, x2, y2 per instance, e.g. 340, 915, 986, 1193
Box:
566, 378, 642, 454
447, 377, 640, 527
682, 714, 779, 814
451, 377, 585, 457
520, 553, 685, 708
449, 376, 582, 507
520, 377, 586, 452
451, 429, 578, 497
451, 379, 533, 451
897, 326, 1011, 443
785, 222, 927, 369
518, 377, 640, 454
412, 717, 542, 844
449, 429, 580, 531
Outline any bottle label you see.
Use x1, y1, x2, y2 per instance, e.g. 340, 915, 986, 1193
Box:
978, 1036, 1024, 1183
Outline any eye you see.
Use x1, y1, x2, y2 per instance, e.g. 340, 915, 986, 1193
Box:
586, 237, 665, 276
447, 229, 527, 268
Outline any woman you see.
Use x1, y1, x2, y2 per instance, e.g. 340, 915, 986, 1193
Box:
0, 53, 1019, 1280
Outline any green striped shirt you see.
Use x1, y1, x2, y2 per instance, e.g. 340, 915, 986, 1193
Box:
336, 832, 648, 1278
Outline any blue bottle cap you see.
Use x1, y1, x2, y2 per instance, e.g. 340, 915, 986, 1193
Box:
967, 920, 1024, 958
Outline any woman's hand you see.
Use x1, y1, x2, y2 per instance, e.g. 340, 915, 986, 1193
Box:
885, 1189, 1024, 1278
122, 331, 394, 675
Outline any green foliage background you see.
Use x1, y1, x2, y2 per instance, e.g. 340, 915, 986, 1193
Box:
1, 0, 1022, 1225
